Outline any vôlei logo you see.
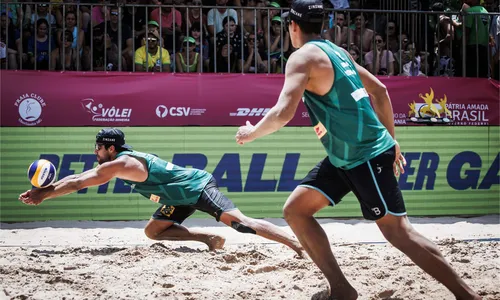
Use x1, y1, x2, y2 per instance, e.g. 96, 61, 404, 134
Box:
81, 98, 132, 122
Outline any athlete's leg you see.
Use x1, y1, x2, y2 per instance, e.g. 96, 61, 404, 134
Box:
283, 158, 358, 299
376, 215, 481, 300
346, 146, 480, 300
144, 205, 225, 251
218, 208, 304, 257
283, 187, 358, 300
195, 177, 303, 256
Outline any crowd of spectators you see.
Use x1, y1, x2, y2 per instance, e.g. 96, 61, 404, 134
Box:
0, 0, 498, 78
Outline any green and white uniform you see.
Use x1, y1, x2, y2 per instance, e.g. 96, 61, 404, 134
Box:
116, 150, 211, 206
298, 40, 406, 221
302, 40, 395, 169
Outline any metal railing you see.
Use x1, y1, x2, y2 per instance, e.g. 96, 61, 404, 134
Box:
0, 2, 498, 78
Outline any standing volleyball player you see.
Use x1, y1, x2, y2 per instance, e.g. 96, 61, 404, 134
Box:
235, 0, 481, 299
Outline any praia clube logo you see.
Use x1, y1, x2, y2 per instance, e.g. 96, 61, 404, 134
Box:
14, 93, 47, 126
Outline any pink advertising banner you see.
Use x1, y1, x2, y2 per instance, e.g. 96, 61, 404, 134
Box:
1, 71, 498, 127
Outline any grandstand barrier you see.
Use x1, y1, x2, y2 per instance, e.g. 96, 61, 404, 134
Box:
2, 2, 499, 78
1, 71, 499, 127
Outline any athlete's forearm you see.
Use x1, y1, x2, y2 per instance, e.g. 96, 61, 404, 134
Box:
250, 105, 290, 140
40, 179, 81, 201
52, 169, 94, 187
52, 175, 77, 187
371, 91, 396, 140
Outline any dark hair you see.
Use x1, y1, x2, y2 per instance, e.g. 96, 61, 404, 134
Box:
103, 144, 126, 153
349, 45, 360, 56
375, 33, 385, 42
66, 11, 77, 20
64, 29, 74, 42
294, 19, 323, 35
431, 2, 445, 12
189, 21, 204, 36
399, 32, 411, 43
405, 41, 421, 53
352, 12, 366, 21
110, 6, 119, 13
36, 18, 49, 30
222, 16, 236, 27
336, 11, 346, 18
387, 20, 397, 28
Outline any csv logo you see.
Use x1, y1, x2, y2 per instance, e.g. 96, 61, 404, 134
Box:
156, 105, 191, 118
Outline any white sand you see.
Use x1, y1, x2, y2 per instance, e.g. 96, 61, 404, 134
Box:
0, 216, 499, 300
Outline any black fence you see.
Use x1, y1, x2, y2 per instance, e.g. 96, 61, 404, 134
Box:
1, 2, 499, 79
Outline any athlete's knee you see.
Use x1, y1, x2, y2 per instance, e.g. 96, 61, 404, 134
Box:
144, 227, 159, 240
144, 223, 165, 240
378, 219, 414, 248
282, 203, 294, 222
283, 197, 307, 221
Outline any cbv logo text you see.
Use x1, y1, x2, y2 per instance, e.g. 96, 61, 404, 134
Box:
39, 151, 499, 194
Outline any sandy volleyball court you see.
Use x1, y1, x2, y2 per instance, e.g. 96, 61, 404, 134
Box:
1, 216, 499, 300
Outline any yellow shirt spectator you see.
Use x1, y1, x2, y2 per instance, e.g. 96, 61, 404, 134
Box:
134, 46, 171, 72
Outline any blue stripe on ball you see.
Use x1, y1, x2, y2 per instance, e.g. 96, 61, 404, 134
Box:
41, 163, 56, 187
28, 162, 38, 180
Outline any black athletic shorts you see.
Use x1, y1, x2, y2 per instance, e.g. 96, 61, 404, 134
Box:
151, 176, 237, 224
299, 146, 407, 220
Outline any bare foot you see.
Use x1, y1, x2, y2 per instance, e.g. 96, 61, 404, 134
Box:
332, 288, 358, 300
206, 235, 226, 251
456, 295, 482, 300
292, 242, 305, 259
311, 287, 358, 300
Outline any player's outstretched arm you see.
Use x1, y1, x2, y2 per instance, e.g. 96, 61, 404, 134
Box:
342, 48, 396, 140
19, 160, 125, 205
51, 168, 96, 188
235, 50, 311, 144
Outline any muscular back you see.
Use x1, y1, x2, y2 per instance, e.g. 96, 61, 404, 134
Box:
298, 39, 395, 169
300, 43, 335, 97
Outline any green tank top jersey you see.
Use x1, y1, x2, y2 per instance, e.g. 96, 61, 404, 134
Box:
303, 40, 395, 170
115, 150, 212, 206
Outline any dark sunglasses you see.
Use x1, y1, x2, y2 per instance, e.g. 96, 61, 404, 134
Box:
111, 11, 119, 16
375, 39, 383, 43
185, 42, 196, 47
